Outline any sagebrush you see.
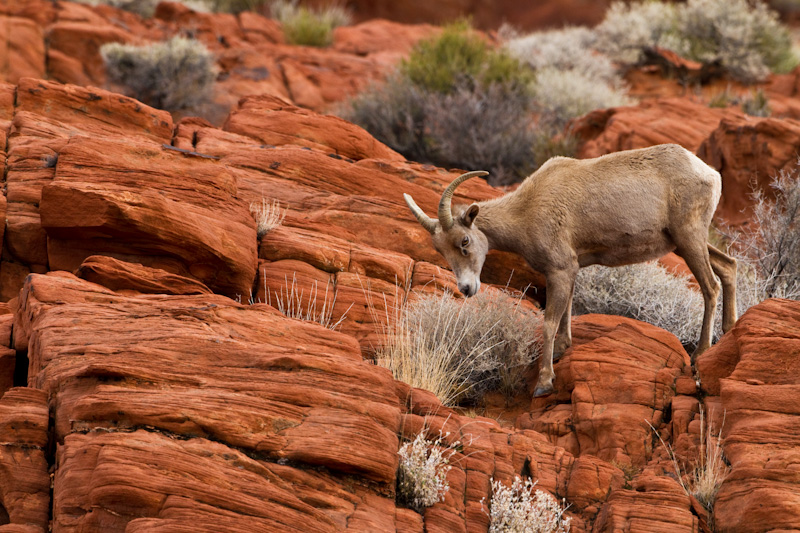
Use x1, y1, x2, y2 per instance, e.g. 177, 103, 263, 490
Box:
101, 37, 216, 111
377, 289, 541, 406
595, 0, 798, 82
483, 477, 571, 533
397, 428, 459, 512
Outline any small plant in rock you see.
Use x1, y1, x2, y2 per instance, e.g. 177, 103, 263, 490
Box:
741, 88, 771, 117
101, 36, 216, 111
377, 288, 541, 406
250, 197, 286, 238
397, 428, 459, 512
483, 476, 571, 533
270, 0, 351, 47
649, 408, 729, 514
263, 272, 349, 330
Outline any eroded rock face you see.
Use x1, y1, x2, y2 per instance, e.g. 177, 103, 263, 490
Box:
696, 299, 800, 532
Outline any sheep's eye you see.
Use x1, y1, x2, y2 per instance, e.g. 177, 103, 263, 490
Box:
462, 236, 470, 247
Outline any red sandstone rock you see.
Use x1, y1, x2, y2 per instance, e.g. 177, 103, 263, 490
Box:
0, 388, 50, 531
224, 94, 404, 161
697, 114, 800, 225
0, 16, 45, 83
75, 255, 213, 296
519, 314, 690, 466
572, 98, 734, 159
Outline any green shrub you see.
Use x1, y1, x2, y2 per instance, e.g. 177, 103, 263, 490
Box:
270, 0, 351, 47
101, 37, 216, 112
401, 20, 533, 94
206, 0, 269, 13
741, 88, 771, 117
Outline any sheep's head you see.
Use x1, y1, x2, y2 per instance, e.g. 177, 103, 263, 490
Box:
404, 171, 489, 297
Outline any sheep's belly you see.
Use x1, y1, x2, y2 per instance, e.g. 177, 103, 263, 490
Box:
577, 230, 676, 268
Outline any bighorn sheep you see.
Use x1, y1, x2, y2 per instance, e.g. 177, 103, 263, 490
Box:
404, 144, 737, 397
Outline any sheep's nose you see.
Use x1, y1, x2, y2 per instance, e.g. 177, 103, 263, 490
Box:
459, 283, 475, 297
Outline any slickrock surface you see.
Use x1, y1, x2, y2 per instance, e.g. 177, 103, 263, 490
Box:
696, 299, 800, 532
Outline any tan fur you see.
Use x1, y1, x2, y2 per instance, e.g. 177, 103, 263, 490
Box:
404, 144, 737, 397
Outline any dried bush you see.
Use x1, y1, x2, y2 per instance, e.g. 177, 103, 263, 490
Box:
343, 76, 537, 185
724, 164, 800, 304
573, 262, 705, 347
397, 429, 459, 512
270, 0, 351, 47
531, 67, 631, 130
377, 288, 541, 406
594, 1, 678, 64
250, 197, 286, 238
596, 0, 798, 83
673, 0, 797, 83
101, 37, 216, 111
483, 477, 571, 533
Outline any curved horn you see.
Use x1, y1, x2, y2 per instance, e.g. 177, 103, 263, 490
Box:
403, 193, 438, 234
438, 170, 489, 230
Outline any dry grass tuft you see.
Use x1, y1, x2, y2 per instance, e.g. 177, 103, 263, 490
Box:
397, 426, 460, 512
263, 272, 349, 330
250, 198, 286, 238
376, 288, 541, 407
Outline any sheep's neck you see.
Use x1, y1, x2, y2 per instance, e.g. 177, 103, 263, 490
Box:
474, 195, 522, 253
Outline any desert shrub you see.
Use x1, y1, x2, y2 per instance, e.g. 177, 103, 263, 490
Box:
724, 163, 800, 304
342, 21, 539, 185
596, 0, 798, 83
504, 27, 631, 130
401, 20, 533, 94
531, 67, 631, 129
74, 0, 215, 16
377, 288, 541, 406
269, 0, 351, 47
594, 1, 679, 64
344, 75, 537, 185
573, 262, 705, 346
532, 129, 579, 165
101, 37, 216, 111
397, 428, 459, 512
250, 198, 286, 238
205, 0, 269, 13
741, 88, 772, 117
483, 477, 571, 533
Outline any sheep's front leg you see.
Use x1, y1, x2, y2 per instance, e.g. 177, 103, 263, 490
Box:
534, 269, 576, 398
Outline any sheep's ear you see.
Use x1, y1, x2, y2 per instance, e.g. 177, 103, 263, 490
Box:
462, 203, 480, 227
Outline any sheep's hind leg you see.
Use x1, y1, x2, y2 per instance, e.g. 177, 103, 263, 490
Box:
709, 244, 738, 332
553, 290, 573, 361
534, 269, 576, 397
675, 239, 720, 357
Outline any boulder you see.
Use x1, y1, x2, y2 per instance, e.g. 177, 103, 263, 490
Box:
0, 16, 45, 83
75, 255, 213, 296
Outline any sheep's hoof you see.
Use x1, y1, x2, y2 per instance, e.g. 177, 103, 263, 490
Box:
533, 384, 554, 398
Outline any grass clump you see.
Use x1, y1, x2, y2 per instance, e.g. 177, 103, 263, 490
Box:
269, 0, 351, 47
397, 428, 459, 512
483, 477, 572, 533
263, 272, 349, 330
101, 36, 216, 112
596, 0, 798, 83
741, 88, 772, 117
377, 288, 541, 407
